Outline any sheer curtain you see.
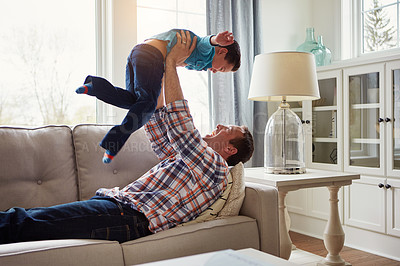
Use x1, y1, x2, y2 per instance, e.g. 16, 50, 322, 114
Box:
206, 0, 267, 166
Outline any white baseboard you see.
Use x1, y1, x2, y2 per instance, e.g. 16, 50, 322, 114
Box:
343, 225, 400, 262
289, 212, 400, 262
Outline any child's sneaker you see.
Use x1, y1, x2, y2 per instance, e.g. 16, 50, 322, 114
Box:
75, 83, 93, 95
102, 150, 116, 164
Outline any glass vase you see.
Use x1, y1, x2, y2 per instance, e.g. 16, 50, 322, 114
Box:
311, 36, 332, 67
296, 27, 318, 53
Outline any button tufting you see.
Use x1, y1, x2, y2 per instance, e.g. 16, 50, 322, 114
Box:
37, 180, 42, 185
113, 169, 118, 174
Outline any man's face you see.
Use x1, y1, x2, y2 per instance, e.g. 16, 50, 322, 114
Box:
209, 52, 234, 73
203, 124, 246, 146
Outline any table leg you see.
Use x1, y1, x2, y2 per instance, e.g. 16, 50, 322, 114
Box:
318, 185, 351, 266
285, 207, 297, 251
282, 197, 297, 251
278, 190, 292, 260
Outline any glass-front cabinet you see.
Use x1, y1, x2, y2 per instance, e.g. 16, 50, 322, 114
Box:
386, 61, 400, 178
305, 70, 342, 170
343, 61, 400, 238
304, 60, 400, 177
343, 63, 385, 176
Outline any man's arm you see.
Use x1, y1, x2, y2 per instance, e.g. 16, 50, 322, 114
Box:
144, 107, 176, 161
164, 30, 196, 104
143, 32, 196, 161
143, 78, 176, 161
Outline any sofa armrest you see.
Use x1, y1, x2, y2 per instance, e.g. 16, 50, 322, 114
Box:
239, 182, 280, 257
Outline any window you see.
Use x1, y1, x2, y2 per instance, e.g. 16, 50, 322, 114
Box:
0, 0, 96, 126
137, 0, 209, 135
361, 0, 400, 53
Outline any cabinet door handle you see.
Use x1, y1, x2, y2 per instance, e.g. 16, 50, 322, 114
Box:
385, 117, 391, 122
305, 120, 311, 124
378, 183, 384, 188
385, 184, 392, 189
378, 118, 384, 123
301, 120, 305, 124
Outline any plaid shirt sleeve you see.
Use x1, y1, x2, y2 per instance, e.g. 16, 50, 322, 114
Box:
164, 100, 227, 189
144, 107, 176, 161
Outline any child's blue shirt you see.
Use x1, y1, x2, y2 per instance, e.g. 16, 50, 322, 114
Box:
149, 29, 215, 71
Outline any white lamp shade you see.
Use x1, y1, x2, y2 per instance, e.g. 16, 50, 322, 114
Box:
248, 52, 320, 102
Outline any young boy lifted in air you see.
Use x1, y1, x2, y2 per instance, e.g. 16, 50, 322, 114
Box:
76, 29, 241, 163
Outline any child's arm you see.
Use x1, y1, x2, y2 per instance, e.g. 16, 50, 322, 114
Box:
210, 31, 234, 46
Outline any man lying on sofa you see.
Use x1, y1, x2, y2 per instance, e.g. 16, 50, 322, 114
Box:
0, 30, 254, 244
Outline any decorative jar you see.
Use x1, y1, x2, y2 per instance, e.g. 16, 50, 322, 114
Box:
296, 27, 318, 53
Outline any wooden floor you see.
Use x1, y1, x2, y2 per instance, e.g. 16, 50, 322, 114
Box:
289, 231, 400, 266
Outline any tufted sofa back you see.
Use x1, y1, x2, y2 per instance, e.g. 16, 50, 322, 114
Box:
72, 124, 158, 200
0, 126, 77, 210
0, 125, 159, 211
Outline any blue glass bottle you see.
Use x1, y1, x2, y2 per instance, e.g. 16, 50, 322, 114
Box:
311, 36, 325, 67
321, 36, 332, 65
296, 28, 318, 53
311, 36, 332, 66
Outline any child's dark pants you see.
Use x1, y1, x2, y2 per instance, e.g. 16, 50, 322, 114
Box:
85, 44, 164, 155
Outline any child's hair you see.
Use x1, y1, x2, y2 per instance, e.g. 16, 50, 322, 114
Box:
222, 40, 241, 72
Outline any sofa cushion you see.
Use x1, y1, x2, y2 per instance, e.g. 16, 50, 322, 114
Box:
218, 162, 245, 217
0, 126, 78, 210
72, 125, 159, 200
121, 216, 259, 265
0, 239, 124, 266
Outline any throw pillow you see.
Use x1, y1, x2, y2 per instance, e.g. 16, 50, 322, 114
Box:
178, 170, 233, 226
217, 162, 245, 217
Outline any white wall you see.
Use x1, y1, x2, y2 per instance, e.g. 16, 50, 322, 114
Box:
112, 0, 138, 88
260, 0, 313, 53
311, 0, 341, 61
259, 0, 341, 61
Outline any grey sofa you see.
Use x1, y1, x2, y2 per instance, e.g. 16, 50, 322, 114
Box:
0, 125, 280, 265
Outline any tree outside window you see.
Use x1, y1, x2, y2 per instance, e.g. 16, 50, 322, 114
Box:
362, 0, 399, 53
0, 0, 96, 126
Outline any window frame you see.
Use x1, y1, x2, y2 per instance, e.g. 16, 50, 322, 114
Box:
346, 0, 400, 59
95, 0, 138, 124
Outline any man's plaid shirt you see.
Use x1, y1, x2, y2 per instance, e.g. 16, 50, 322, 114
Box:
96, 100, 229, 233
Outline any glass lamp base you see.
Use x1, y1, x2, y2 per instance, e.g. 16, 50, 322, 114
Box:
264, 166, 306, 174
264, 101, 306, 175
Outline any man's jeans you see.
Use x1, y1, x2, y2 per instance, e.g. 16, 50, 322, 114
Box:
85, 43, 165, 155
0, 197, 152, 244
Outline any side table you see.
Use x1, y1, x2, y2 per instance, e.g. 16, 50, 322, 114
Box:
244, 167, 360, 266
